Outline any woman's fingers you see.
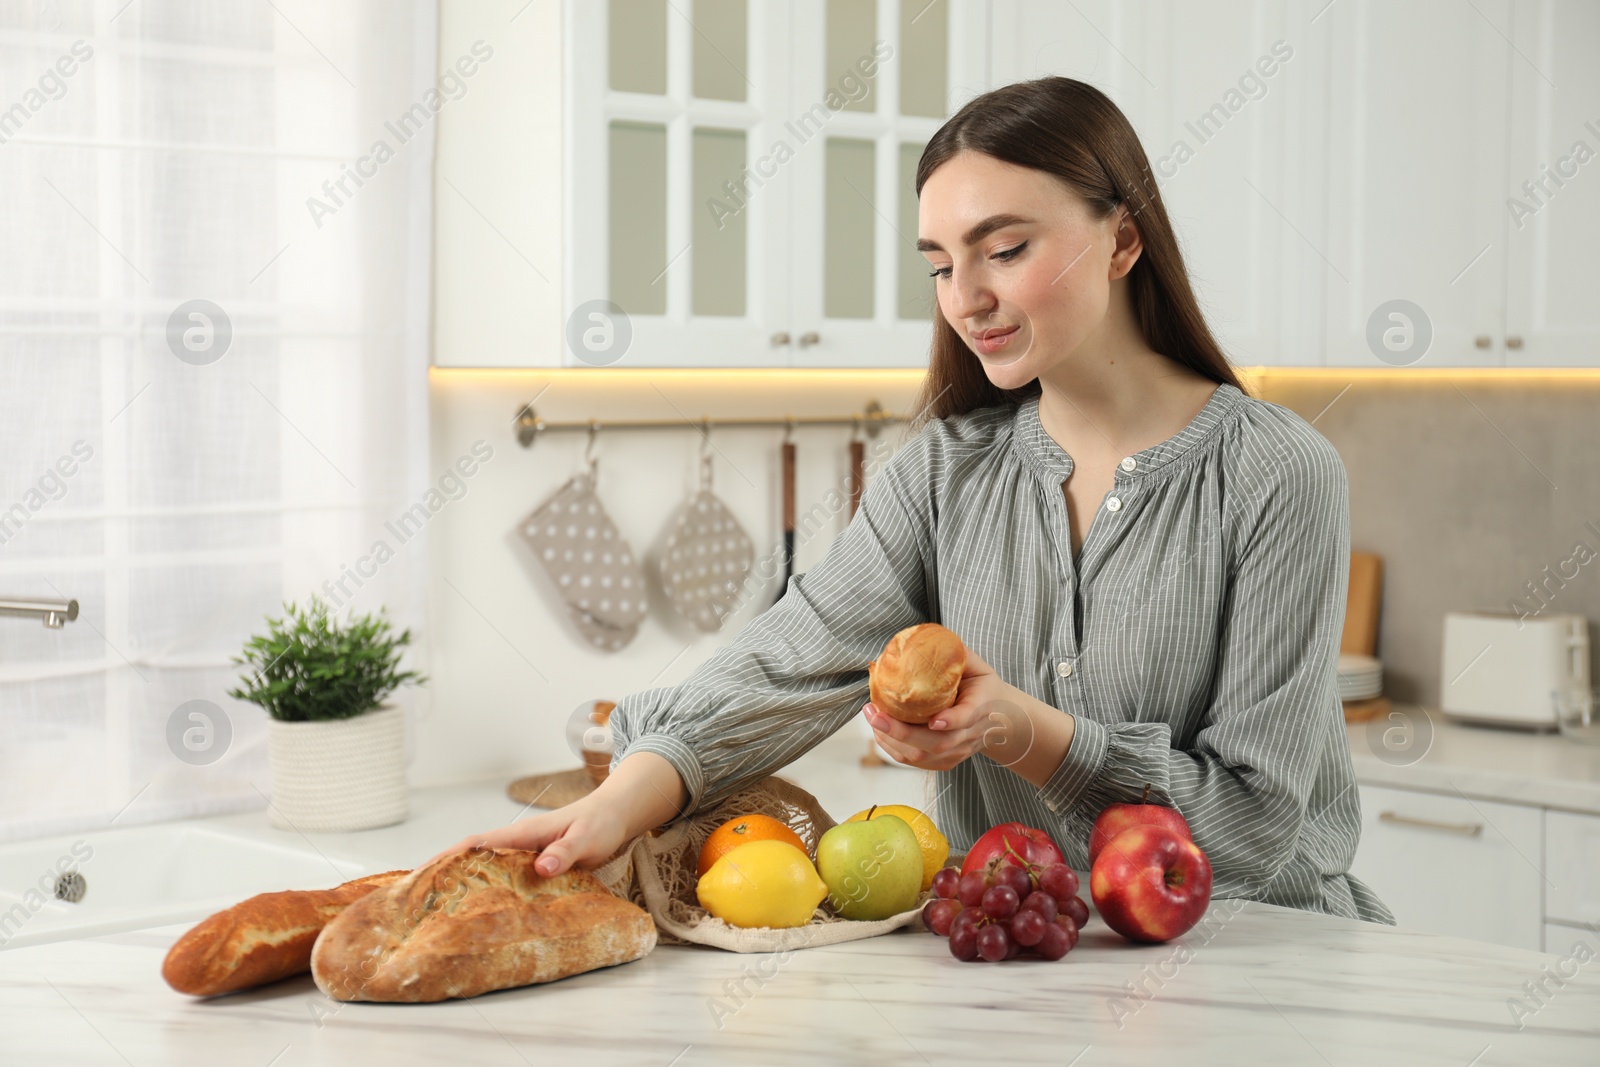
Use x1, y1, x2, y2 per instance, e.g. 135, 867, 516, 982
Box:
534, 834, 576, 876
867, 702, 960, 755
862, 702, 915, 743
872, 727, 925, 765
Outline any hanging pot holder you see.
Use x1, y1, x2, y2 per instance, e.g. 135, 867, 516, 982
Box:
519, 432, 648, 652
657, 434, 755, 633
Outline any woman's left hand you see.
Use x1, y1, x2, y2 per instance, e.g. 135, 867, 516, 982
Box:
862, 644, 1034, 772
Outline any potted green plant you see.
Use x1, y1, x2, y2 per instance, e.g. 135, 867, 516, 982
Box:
230, 597, 425, 832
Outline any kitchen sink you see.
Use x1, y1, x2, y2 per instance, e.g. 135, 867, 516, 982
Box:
0, 823, 364, 950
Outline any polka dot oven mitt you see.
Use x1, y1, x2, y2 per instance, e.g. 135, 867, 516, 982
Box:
519, 472, 648, 652
658, 487, 754, 633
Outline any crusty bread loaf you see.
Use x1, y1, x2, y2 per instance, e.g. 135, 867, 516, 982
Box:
310, 847, 656, 1003
869, 622, 966, 724
162, 869, 409, 997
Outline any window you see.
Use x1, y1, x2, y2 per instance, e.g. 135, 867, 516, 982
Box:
0, 2, 434, 840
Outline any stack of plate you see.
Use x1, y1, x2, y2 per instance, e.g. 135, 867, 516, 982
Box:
1338, 653, 1383, 701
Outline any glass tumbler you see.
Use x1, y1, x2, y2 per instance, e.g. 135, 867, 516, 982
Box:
1553, 688, 1600, 745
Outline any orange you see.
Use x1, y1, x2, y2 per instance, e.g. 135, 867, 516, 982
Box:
697, 814, 809, 878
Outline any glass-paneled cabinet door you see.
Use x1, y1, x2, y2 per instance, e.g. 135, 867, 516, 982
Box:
567, 0, 794, 367
787, 0, 991, 368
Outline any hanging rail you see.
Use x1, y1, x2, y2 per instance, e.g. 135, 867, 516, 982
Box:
513, 399, 901, 448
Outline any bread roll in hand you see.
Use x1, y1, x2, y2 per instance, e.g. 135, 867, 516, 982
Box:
868, 622, 966, 724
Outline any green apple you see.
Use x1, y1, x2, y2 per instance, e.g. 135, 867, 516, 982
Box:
815, 810, 924, 921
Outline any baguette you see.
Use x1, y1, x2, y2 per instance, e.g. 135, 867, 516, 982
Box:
310, 847, 656, 1002
162, 869, 410, 997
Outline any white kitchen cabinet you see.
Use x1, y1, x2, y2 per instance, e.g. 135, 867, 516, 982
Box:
1352, 783, 1543, 952
1504, 0, 1600, 368
437, 0, 1598, 368
1545, 808, 1600, 928
1544, 922, 1597, 956
993, 0, 1600, 370
1321, 0, 1513, 368
989, 0, 1322, 367
562, 0, 991, 369
1322, 0, 1600, 368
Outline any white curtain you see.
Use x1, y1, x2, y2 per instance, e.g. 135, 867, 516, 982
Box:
0, 1, 435, 841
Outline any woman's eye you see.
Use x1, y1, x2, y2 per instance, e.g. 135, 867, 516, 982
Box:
926, 242, 1028, 281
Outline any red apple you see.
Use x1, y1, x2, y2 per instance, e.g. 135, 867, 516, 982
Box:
960, 822, 1065, 883
1087, 785, 1192, 865
1090, 824, 1213, 943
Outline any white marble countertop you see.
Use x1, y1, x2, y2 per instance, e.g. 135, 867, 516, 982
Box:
5, 893, 1597, 1065
1347, 704, 1600, 814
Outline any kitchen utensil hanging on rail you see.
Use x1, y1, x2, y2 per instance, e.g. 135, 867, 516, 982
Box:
771, 419, 796, 607
516, 423, 648, 652
657, 425, 755, 632
849, 417, 866, 520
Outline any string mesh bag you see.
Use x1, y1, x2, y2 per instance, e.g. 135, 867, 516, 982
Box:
600, 775, 935, 952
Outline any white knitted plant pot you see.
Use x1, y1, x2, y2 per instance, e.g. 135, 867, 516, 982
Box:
266, 705, 408, 832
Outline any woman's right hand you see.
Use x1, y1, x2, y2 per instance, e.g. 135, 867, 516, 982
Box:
422, 794, 632, 877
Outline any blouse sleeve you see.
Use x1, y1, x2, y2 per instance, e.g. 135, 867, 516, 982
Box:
606, 439, 937, 820
1034, 434, 1351, 896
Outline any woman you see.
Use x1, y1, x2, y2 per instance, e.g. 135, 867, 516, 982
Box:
433, 77, 1394, 925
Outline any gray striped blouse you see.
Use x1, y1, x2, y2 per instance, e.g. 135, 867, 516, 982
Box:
609, 383, 1396, 925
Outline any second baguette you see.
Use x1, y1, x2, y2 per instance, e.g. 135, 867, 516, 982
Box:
162, 869, 410, 997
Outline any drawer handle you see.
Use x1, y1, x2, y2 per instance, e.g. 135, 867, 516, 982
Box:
1379, 811, 1483, 837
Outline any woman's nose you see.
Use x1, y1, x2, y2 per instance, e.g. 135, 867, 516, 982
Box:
945, 272, 997, 321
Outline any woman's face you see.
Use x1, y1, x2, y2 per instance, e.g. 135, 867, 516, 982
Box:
917, 150, 1134, 391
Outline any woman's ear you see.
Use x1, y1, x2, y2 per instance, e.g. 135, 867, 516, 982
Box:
1109, 206, 1144, 280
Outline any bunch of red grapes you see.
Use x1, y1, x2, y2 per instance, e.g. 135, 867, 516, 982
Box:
923, 862, 1087, 962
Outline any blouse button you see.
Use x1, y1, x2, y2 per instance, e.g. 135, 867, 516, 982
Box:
1056, 660, 1073, 678
1105, 496, 1122, 512
1120, 456, 1137, 472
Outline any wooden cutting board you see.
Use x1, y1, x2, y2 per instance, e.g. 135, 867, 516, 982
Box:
506, 768, 596, 809
1343, 551, 1383, 657
1342, 551, 1385, 723
1342, 695, 1391, 723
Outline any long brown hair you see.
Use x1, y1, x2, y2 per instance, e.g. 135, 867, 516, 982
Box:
910, 77, 1248, 429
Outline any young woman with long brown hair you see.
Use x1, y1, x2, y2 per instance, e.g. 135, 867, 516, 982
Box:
433, 77, 1393, 925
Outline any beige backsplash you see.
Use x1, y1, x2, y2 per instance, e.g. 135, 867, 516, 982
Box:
1255, 374, 1600, 706
418, 369, 1600, 786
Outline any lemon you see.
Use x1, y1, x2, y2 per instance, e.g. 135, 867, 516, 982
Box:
845, 804, 950, 892
695, 839, 829, 929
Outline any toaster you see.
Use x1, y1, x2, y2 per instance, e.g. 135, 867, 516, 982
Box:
1440, 611, 1590, 729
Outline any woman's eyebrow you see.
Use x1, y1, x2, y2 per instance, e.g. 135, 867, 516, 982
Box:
916, 213, 1035, 253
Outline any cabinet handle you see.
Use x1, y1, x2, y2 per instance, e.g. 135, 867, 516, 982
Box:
1473, 335, 1492, 349
770, 332, 791, 347
798, 331, 820, 348
1506, 335, 1524, 350
1379, 811, 1483, 837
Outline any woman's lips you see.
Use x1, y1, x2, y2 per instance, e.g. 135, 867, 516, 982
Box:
974, 325, 1020, 355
